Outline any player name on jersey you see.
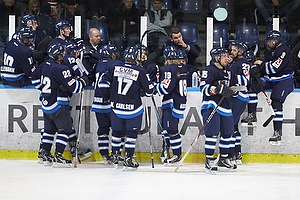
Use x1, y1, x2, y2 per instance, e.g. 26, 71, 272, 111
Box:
114, 66, 139, 81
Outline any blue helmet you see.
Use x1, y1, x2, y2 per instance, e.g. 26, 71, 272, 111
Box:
230, 40, 248, 53
48, 43, 66, 60
100, 44, 118, 59
134, 44, 148, 54
21, 14, 38, 28
210, 47, 228, 62
163, 46, 178, 60
18, 27, 35, 42
72, 37, 85, 53
265, 30, 282, 51
177, 49, 187, 60
134, 44, 148, 61
244, 50, 255, 63
124, 46, 138, 62
65, 42, 78, 54
55, 20, 72, 35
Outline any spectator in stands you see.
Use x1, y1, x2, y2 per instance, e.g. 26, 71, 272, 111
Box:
87, 0, 112, 21
59, 0, 86, 25
164, 26, 200, 67
28, 0, 40, 15
255, 0, 300, 24
110, 0, 140, 56
145, 0, 172, 62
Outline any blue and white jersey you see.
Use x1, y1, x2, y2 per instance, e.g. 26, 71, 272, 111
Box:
156, 63, 188, 119
39, 60, 84, 114
229, 58, 250, 102
262, 44, 294, 82
200, 64, 232, 117
1, 40, 35, 83
100, 62, 154, 119
91, 59, 123, 113
145, 62, 160, 83
48, 37, 69, 48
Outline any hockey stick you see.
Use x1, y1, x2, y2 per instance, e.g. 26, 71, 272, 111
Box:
255, 77, 275, 127
144, 98, 154, 168
175, 95, 226, 172
74, 51, 85, 167
139, 103, 151, 134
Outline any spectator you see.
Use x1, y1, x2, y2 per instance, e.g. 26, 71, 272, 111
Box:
255, 0, 300, 24
144, 0, 172, 62
35, 1, 56, 52
28, 0, 40, 15
59, 0, 85, 25
110, 0, 140, 56
87, 0, 112, 20
164, 26, 201, 67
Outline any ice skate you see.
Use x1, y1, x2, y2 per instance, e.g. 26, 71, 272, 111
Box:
164, 154, 181, 166
112, 153, 120, 169
235, 152, 242, 165
229, 155, 237, 170
42, 150, 54, 167
269, 130, 282, 146
37, 148, 44, 164
53, 152, 72, 168
218, 156, 235, 171
123, 155, 139, 170
241, 112, 257, 127
205, 158, 218, 174
102, 154, 113, 165
160, 146, 170, 163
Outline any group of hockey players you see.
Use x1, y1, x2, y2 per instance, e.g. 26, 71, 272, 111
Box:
0, 13, 294, 173
201, 30, 294, 174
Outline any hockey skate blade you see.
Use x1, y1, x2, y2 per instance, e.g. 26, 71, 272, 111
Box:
217, 166, 236, 172
205, 168, 217, 175
43, 161, 53, 167
53, 162, 72, 168
122, 166, 138, 171
37, 158, 44, 164
269, 141, 281, 146
241, 122, 257, 127
236, 160, 242, 165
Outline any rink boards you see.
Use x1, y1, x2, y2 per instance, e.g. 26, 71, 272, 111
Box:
1, 85, 300, 163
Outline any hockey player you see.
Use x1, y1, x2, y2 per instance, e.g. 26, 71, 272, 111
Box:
177, 49, 201, 87
1, 27, 35, 87
156, 46, 188, 164
200, 47, 235, 174
48, 20, 72, 48
99, 46, 155, 169
38, 43, 88, 167
243, 30, 294, 145
228, 40, 251, 165
135, 44, 160, 83
91, 44, 123, 164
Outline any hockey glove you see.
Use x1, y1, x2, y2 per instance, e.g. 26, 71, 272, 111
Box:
216, 84, 234, 98
78, 75, 89, 88
250, 64, 261, 78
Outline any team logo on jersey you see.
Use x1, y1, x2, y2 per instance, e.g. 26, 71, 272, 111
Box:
273, 58, 282, 68
114, 66, 139, 81
162, 79, 171, 88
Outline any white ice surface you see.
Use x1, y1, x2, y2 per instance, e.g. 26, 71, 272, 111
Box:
0, 160, 300, 200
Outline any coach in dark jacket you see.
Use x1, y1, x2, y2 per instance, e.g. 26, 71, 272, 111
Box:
164, 26, 201, 66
